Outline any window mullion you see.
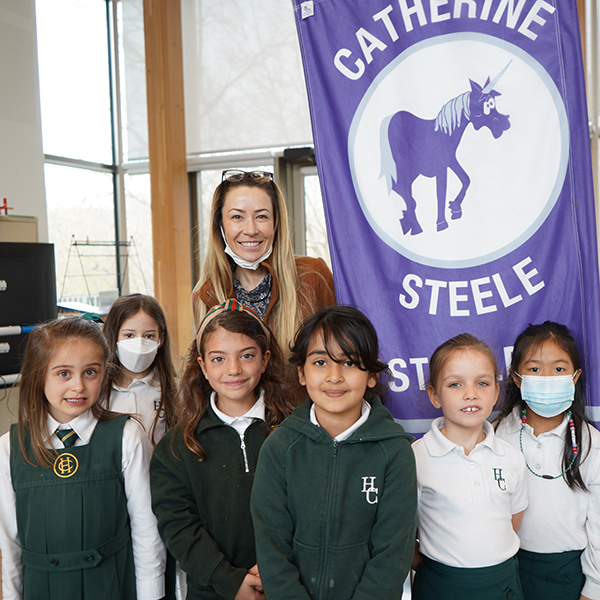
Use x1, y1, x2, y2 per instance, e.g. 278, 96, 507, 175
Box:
107, 0, 128, 295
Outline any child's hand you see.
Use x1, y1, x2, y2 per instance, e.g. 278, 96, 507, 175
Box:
234, 570, 265, 600
248, 564, 264, 593
411, 539, 424, 571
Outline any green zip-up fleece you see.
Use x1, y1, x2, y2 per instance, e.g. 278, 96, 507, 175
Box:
251, 397, 417, 600
150, 406, 267, 600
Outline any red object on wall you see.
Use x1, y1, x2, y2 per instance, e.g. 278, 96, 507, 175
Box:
0, 198, 13, 215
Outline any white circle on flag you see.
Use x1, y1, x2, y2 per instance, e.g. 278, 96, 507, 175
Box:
348, 33, 569, 268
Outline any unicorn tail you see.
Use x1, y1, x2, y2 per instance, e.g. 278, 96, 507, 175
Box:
379, 114, 395, 195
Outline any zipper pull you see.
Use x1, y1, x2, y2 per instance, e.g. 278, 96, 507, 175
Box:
333, 440, 338, 456
240, 433, 250, 473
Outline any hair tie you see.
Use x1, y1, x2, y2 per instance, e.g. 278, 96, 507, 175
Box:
196, 299, 270, 347
81, 313, 104, 326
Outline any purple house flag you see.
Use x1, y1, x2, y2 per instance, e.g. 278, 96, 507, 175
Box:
292, 0, 600, 434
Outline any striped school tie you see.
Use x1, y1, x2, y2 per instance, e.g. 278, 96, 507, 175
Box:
56, 428, 78, 448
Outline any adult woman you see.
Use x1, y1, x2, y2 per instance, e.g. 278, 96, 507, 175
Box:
192, 169, 335, 354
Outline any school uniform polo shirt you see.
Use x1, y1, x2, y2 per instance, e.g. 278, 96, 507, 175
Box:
110, 369, 166, 444
210, 390, 265, 437
413, 418, 528, 568
496, 408, 600, 599
309, 399, 371, 441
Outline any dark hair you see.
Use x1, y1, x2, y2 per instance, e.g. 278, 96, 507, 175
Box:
18, 317, 117, 468
177, 310, 294, 460
103, 294, 177, 445
494, 321, 590, 491
289, 305, 389, 403
428, 333, 499, 391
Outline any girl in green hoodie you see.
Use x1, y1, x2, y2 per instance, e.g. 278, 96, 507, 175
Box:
252, 305, 417, 600
150, 300, 297, 600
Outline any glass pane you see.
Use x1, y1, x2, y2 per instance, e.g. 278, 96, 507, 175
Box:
45, 164, 117, 306
118, 0, 149, 162
197, 169, 222, 267
36, 0, 113, 164
124, 173, 154, 295
304, 174, 331, 269
182, 1, 313, 154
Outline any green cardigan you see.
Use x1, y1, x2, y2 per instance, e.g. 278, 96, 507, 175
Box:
150, 406, 268, 600
251, 397, 418, 600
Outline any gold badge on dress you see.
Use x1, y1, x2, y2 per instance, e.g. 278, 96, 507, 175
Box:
53, 452, 79, 478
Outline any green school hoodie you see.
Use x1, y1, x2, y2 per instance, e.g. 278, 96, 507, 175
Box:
251, 397, 417, 600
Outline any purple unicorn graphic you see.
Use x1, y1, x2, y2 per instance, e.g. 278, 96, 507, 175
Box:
379, 64, 511, 236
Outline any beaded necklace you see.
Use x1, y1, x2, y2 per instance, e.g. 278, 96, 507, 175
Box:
519, 407, 577, 480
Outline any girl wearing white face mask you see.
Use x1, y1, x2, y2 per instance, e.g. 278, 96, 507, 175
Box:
103, 294, 177, 446
495, 322, 600, 600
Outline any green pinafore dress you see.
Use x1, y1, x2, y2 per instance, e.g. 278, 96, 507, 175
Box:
10, 415, 136, 600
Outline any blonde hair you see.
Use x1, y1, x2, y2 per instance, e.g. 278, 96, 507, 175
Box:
192, 176, 305, 353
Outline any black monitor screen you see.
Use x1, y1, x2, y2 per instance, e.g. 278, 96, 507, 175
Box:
0, 242, 57, 377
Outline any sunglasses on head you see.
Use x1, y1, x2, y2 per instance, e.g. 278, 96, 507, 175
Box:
221, 170, 274, 183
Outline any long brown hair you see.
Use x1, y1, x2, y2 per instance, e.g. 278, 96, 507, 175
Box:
191, 173, 324, 354
103, 293, 177, 444
17, 318, 116, 468
176, 310, 295, 461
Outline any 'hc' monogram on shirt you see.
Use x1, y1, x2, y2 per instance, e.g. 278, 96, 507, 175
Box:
493, 468, 507, 491
361, 476, 379, 504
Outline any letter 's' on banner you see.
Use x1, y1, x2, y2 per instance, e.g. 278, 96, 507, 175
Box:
292, 0, 600, 434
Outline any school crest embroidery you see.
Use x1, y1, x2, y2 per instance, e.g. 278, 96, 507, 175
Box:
54, 452, 79, 478
361, 476, 379, 504
493, 468, 506, 491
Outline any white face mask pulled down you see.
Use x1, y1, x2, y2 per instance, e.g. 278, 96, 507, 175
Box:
117, 338, 159, 373
220, 226, 273, 270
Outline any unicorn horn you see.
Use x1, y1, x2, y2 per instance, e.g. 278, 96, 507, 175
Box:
482, 61, 512, 94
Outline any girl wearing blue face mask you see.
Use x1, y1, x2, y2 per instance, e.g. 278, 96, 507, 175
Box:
495, 321, 600, 600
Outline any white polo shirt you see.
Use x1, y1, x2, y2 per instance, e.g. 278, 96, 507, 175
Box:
496, 408, 600, 599
310, 399, 371, 441
110, 369, 166, 445
413, 418, 528, 568
210, 390, 265, 437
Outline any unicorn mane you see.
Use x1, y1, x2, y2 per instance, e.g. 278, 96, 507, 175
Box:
434, 91, 471, 135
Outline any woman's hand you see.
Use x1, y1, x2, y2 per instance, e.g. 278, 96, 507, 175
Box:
233, 565, 265, 600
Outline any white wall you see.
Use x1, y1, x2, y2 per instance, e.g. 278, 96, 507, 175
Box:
0, 0, 47, 241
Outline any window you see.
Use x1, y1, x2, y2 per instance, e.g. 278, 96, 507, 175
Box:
36, 0, 331, 308
302, 168, 332, 269
36, 0, 153, 308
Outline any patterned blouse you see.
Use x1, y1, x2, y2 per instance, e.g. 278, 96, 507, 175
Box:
232, 271, 273, 318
